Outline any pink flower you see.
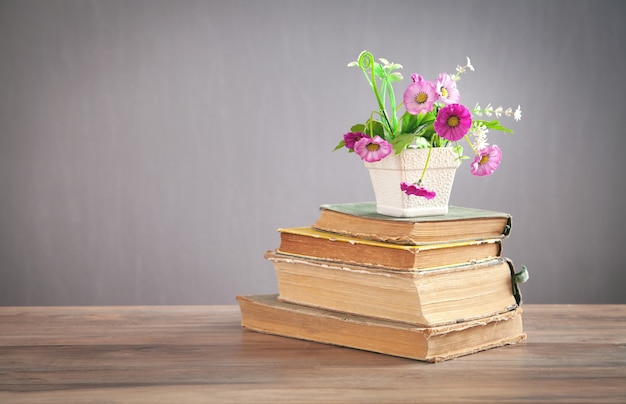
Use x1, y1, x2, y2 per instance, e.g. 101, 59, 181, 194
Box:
354, 135, 392, 162
434, 103, 472, 141
470, 144, 502, 176
343, 131, 367, 150
403, 74, 437, 115
435, 73, 460, 105
400, 182, 436, 199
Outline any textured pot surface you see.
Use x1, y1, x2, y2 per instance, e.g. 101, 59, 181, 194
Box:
364, 147, 461, 217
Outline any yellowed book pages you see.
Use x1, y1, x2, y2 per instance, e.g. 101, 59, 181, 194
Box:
276, 227, 502, 270
237, 294, 526, 363
266, 251, 518, 327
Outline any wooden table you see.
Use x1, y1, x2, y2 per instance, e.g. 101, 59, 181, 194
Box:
1, 305, 625, 403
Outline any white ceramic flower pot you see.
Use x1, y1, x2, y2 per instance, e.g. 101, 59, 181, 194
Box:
364, 147, 461, 217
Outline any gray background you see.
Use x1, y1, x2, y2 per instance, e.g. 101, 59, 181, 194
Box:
1, 0, 624, 305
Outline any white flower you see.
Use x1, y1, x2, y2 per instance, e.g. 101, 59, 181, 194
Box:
473, 103, 483, 117
514, 105, 522, 121
455, 57, 475, 77
494, 106, 504, 118
484, 103, 493, 117
379, 58, 402, 70
471, 123, 489, 150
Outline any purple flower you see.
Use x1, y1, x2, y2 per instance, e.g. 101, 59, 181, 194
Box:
403, 74, 437, 115
470, 144, 502, 176
434, 103, 472, 141
354, 135, 392, 163
435, 73, 460, 105
343, 131, 367, 150
400, 182, 436, 200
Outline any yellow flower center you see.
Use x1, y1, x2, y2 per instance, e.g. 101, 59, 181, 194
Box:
440, 87, 448, 98
366, 143, 380, 152
415, 92, 428, 104
446, 115, 459, 128
479, 154, 490, 164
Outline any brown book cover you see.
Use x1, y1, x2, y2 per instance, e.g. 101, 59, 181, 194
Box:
276, 226, 502, 270
266, 251, 521, 327
237, 294, 526, 363
313, 202, 511, 245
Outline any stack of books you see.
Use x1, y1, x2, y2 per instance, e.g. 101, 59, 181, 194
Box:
237, 202, 528, 362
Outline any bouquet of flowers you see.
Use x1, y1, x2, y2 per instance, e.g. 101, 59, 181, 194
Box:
335, 50, 521, 198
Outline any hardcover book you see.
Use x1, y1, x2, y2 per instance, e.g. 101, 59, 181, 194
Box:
267, 251, 521, 326
313, 202, 512, 245
276, 226, 502, 271
237, 294, 526, 363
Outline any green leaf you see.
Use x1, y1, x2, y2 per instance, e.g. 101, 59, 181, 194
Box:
373, 63, 384, 78
412, 136, 431, 148
415, 111, 436, 128
452, 144, 471, 161
390, 133, 418, 152
388, 72, 403, 82
478, 120, 514, 133
364, 119, 385, 137
350, 123, 366, 133
453, 144, 464, 157
418, 124, 436, 139
400, 112, 418, 134
333, 139, 346, 151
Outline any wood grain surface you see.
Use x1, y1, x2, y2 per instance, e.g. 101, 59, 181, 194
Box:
1, 305, 625, 403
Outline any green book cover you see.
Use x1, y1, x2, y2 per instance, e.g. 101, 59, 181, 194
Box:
320, 202, 510, 224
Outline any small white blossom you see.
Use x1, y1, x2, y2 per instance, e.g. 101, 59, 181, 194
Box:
473, 104, 483, 117
455, 57, 474, 78
484, 103, 493, 117
494, 106, 504, 118
471, 123, 489, 150
514, 105, 522, 121
504, 107, 513, 117
379, 58, 402, 70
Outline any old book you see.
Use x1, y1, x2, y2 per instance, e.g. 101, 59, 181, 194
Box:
237, 294, 526, 363
276, 226, 502, 270
313, 202, 512, 245
267, 251, 521, 327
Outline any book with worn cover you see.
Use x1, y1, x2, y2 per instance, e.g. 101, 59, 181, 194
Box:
237, 294, 526, 363
313, 202, 512, 245
276, 226, 502, 270
266, 251, 523, 327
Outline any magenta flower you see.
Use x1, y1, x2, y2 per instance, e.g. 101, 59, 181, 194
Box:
354, 135, 392, 162
470, 144, 502, 176
400, 182, 436, 200
403, 74, 437, 115
435, 73, 460, 105
343, 131, 367, 150
434, 103, 472, 141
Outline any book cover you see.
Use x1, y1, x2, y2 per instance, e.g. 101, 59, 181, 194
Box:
313, 202, 512, 245
237, 294, 526, 363
276, 226, 502, 270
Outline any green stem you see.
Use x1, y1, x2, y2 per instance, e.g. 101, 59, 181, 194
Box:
386, 80, 398, 135
463, 134, 478, 155
359, 51, 392, 137
419, 138, 435, 183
